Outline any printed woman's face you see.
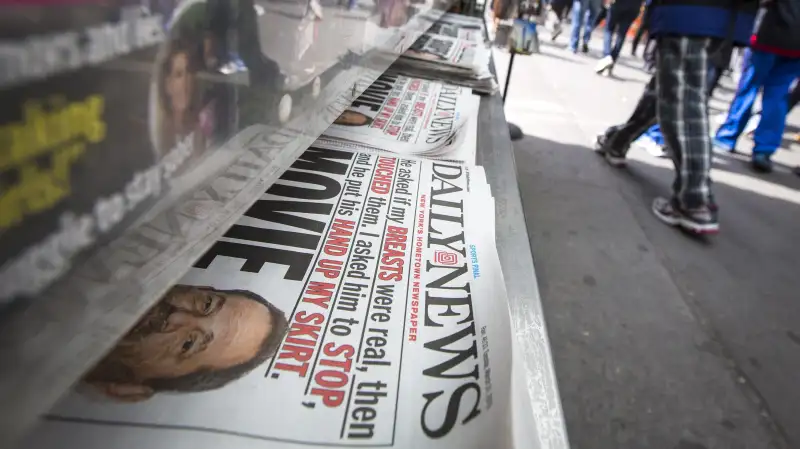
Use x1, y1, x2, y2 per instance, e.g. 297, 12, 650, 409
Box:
167, 52, 193, 114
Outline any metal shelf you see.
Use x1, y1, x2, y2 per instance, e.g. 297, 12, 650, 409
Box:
476, 62, 570, 448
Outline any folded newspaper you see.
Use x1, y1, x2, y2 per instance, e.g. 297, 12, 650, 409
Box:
420, 12, 488, 42
392, 30, 497, 94
27, 148, 514, 449
424, 15, 486, 42
316, 73, 479, 163
403, 33, 491, 74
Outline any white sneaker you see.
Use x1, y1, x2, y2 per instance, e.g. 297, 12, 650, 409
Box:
309, 0, 323, 19
635, 136, 667, 158
595, 55, 613, 74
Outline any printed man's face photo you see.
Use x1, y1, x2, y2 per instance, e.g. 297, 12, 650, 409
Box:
85, 285, 287, 402
334, 110, 372, 127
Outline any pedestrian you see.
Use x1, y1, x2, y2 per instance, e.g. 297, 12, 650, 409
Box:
594, 0, 759, 235
595, 0, 644, 76
736, 76, 798, 137
636, 63, 730, 158
569, 0, 602, 53
592, 1, 608, 31
713, 3, 800, 173
630, 0, 651, 56
549, 0, 573, 40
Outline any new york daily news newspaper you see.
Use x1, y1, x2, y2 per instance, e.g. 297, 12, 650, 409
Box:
422, 13, 487, 42
316, 73, 479, 163
387, 19, 496, 95
28, 147, 515, 449
404, 33, 491, 74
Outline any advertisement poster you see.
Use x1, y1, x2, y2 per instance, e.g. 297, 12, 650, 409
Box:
0, 6, 169, 301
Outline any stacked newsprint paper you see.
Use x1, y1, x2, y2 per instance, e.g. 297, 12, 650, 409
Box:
422, 13, 486, 41
26, 147, 516, 449
316, 72, 479, 164
391, 13, 497, 94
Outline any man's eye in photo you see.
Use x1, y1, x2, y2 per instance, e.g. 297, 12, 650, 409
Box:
180, 334, 196, 355
203, 295, 214, 314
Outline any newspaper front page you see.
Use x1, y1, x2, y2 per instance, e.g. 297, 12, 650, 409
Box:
422, 12, 487, 42
404, 33, 491, 72
29, 148, 513, 449
390, 15, 496, 95
426, 22, 485, 42
317, 73, 476, 159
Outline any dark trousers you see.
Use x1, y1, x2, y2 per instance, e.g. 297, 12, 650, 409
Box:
551, 0, 572, 19
604, 37, 724, 209
603, 6, 639, 60
790, 81, 800, 112
630, 5, 649, 55
642, 63, 724, 147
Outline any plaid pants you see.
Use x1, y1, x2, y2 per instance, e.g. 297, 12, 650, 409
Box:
604, 36, 720, 210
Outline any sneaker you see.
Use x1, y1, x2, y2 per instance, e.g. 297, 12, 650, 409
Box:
582, 42, 589, 53
309, 0, 324, 19
651, 197, 681, 226
551, 23, 562, 41
793, 166, 800, 176
595, 132, 627, 167
711, 138, 735, 155
634, 136, 667, 158
652, 197, 719, 234
595, 55, 613, 74
751, 153, 773, 173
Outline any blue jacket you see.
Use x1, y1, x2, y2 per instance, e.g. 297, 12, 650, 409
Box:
648, 0, 759, 46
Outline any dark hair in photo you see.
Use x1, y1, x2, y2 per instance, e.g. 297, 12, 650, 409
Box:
144, 289, 289, 393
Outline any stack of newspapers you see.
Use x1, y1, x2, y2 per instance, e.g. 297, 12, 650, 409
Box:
316, 72, 480, 164
26, 147, 516, 449
23, 13, 519, 449
392, 13, 497, 94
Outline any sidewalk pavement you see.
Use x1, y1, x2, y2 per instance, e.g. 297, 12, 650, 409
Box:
497, 28, 800, 449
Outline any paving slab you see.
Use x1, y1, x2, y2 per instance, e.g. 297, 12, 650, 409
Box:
498, 26, 800, 449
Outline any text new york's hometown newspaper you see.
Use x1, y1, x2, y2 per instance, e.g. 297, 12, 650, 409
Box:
29, 148, 514, 449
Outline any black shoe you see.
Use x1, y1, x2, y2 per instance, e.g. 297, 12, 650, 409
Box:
652, 197, 719, 234
594, 131, 626, 167
751, 153, 773, 173
551, 24, 562, 41
581, 42, 589, 53
793, 166, 800, 177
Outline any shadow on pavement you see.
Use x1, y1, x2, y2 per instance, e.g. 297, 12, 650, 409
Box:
512, 131, 800, 448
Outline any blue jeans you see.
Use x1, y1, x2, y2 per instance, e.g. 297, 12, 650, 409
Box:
570, 0, 600, 51
715, 49, 800, 155
603, 6, 638, 60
